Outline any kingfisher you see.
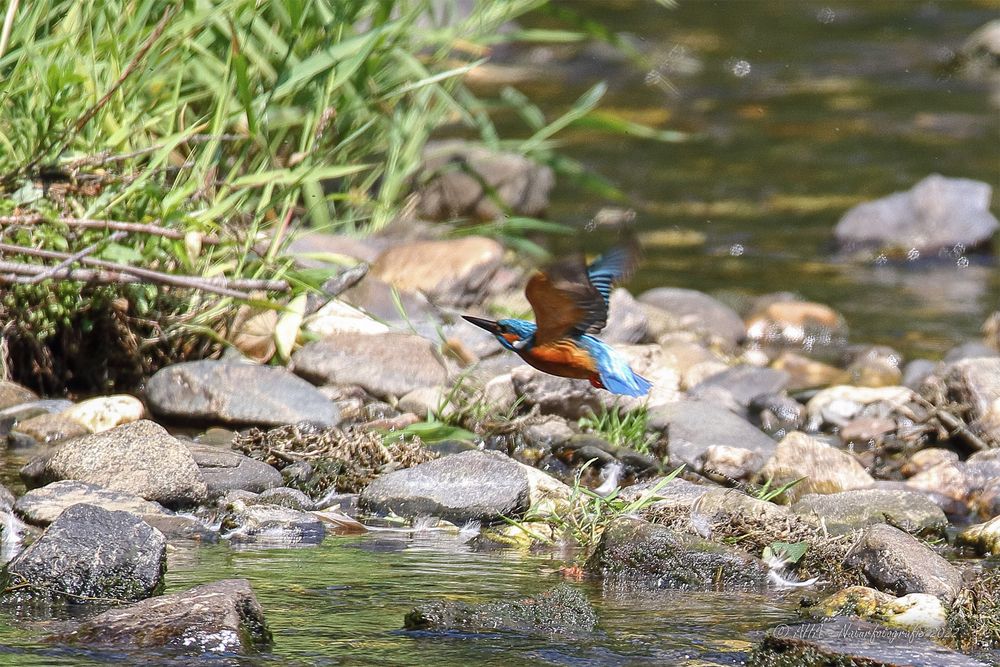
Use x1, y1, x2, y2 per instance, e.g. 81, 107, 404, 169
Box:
462, 242, 652, 396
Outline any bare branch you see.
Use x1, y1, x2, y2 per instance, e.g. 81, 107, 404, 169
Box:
27, 230, 127, 284
0, 214, 222, 244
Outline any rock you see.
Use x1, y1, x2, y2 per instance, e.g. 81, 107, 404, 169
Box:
360, 450, 568, 523
0, 381, 37, 410
34, 420, 207, 508
647, 400, 775, 479
185, 442, 282, 497
748, 617, 985, 667
985, 310, 1000, 352
906, 461, 971, 502
638, 287, 745, 350
587, 517, 771, 591
140, 515, 218, 543
688, 365, 789, 414
292, 332, 448, 399
834, 173, 999, 255
819, 586, 947, 632
3, 504, 166, 602
901, 448, 959, 477
13, 480, 171, 526
370, 237, 504, 306
9, 412, 89, 446
63, 395, 144, 433
944, 341, 999, 363
756, 432, 874, 503
959, 20, 1000, 107
840, 345, 904, 387
303, 298, 391, 337
404, 584, 595, 634
340, 276, 441, 330
903, 359, 938, 390
805, 385, 914, 429
843, 524, 962, 601
219, 501, 325, 545
147, 360, 339, 427
257, 487, 314, 511
619, 476, 710, 507
792, 489, 948, 537
397, 386, 455, 420
414, 140, 554, 221
744, 298, 848, 354
601, 289, 648, 344
287, 230, 383, 264
659, 340, 726, 390
772, 351, 842, 391
957, 515, 1000, 555
54, 579, 271, 654
748, 393, 806, 439
520, 416, 575, 450
930, 357, 1000, 448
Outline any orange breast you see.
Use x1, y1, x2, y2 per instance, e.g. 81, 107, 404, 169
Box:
521, 340, 597, 380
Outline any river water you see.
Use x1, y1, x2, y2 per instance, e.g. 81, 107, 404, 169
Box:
0, 1, 997, 665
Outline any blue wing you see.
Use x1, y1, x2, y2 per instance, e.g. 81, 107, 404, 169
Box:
587, 242, 639, 309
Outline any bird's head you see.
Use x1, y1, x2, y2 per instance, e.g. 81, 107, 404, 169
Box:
462, 316, 536, 352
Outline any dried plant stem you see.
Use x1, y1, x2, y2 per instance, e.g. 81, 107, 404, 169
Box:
27, 230, 126, 284
0, 214, 222, 244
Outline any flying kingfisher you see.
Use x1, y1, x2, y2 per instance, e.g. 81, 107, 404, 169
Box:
462, 242, 652, 396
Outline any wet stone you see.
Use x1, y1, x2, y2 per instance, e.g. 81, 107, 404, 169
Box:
404, 584, 596, 635
147, 359, 340, 427
3, 504, 166, 602
843, 524, 962, 602
13, 480, 171, 526
53, 579, 271, 655
219, 501, 325, 545
587, 517, 771, 592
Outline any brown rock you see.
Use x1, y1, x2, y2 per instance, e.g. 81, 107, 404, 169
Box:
371, 237, 504, 306
757, 431, 873, 503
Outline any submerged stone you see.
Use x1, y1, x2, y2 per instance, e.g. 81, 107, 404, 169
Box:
404, 584, 596, 635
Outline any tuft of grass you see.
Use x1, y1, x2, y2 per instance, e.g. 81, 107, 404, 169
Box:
752, 476, 804, 503
578, 405, 657, 455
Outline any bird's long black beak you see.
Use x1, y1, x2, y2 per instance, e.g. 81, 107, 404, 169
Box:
462, 315, 501, 335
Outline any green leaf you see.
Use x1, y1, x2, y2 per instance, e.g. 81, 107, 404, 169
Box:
766, 541, 809, 564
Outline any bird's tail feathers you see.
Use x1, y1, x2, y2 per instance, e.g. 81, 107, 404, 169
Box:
599, 368, 652, 397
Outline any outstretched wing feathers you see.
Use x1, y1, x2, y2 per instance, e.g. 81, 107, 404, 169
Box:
526, 240, 639, 344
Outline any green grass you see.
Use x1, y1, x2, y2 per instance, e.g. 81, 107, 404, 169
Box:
578, 405, 657, 455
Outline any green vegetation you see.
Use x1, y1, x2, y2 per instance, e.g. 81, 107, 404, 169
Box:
578, 405, 657, 455
0, 0, 678, 392
751, 476, 804, 503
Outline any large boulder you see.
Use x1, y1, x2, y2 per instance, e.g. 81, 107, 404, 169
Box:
146, 360, 339, 427
370, 236, 504, 306
637, 288, 745, 350
834, 174, 999, 255
292, 332, 448, 399
37, 420, 208, 508
647, 400, 775, 481
587, 517, 771, 591
414, 140, 554, 221
360, 450, 568, 524
756, 431, 873, 503
14, 480, 171, 526
792, 489, 948, 538
3, 504, 166, 602
843, 524, 963, 602
53, 579, 271, 654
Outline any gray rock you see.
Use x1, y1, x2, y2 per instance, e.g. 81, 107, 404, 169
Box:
39, 420, 208, 508
601, 288, 648, 344
587, 517, 770, 591
792, 489, 948, 537
903, 359, 937, 390
185, 442, 282, 497
3, 504, 166, 602
0, 483, 14, 512
756, 431, 874, 503
688, 366, 789, 414
140, 514, 218, 543
647, 400, 775, 478
9, 412, 89, 447
340, 276, 441, 330
405, 584, 596, 634
944, 341, 999, 363
53, 579, 271, 654
147, 360, 339, 427
520, 416, 575, 450
14, 480, 171, 526
219, 502, 325, 545
748, 392, 806, 439
360, 450, 531, 523
258, 487, 314, 511
749, 617, 987, 667
843, 524, 963, 601
637, 288, 745, 350
834, 174, 999, 254
414, 140, 554, 221
619, 477, 711, 507
292, 332, 448, 399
